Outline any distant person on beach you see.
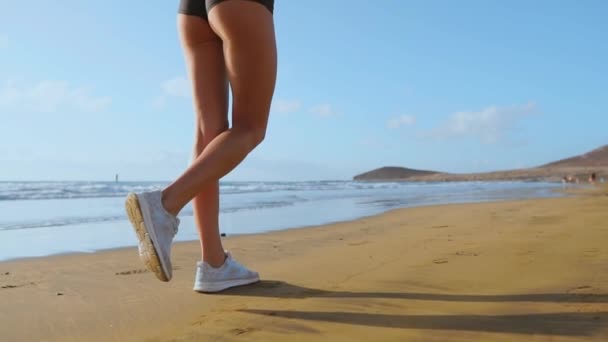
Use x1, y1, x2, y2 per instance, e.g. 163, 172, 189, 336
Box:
589, 172, 597, 184
125, 0, 276, 292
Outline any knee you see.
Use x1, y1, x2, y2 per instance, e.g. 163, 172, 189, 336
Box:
195, 121, 229, 154
201, 122, 229, 143
237, 125, 266, 151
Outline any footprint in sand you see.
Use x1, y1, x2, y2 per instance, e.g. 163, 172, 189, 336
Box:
567, 285, 593, 294
1, 282, 35, 290
455, 251, 479, 256
530, 215, 561, 225
192, 316, 206, 326
583, 248, 599, 258
348, 241, 369, 246
433, 258, 448, 264
230, 327, 259, 336
116, 266, 181, 276
115, 269, 149, 276
429, 225, 449, 229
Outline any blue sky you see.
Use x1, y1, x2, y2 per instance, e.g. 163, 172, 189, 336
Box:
1, 0, 607, 181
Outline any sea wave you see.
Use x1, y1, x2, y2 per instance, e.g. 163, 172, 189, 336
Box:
0, 180, 417, 201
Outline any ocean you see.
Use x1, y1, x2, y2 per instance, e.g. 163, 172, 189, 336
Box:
0, 180, 564, 261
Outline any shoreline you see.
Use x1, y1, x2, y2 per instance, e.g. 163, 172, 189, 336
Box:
1, 186, 607, 341
0, 198, 521, 263
0, 188, 567, 263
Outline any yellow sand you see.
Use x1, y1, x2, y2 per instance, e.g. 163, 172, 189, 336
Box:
1, 186, 607, 341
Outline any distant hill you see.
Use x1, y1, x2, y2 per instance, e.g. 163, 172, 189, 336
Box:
540, 145, 608, 168
354, 144, 608, 182
354, 167, 438, 181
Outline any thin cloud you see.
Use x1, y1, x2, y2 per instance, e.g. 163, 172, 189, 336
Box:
310, 103, 338, 117
387, 115, 416, 129
0, 80, 111, 113
271, 99, 301, 114
426, 102, 538, 144
161, 76, 190, 98
153, 76, 191, 109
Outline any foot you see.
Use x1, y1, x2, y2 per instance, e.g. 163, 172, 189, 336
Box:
193, 251, 260, 293
125, 190, 180, 282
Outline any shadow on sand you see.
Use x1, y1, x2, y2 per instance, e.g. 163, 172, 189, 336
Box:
220, 280, 608, 303
216, 280, 607, 336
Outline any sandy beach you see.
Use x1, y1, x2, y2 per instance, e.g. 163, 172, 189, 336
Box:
1, 186, 607, 341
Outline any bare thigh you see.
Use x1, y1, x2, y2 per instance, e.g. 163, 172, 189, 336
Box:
207, 0, 277, 133
178, 14, 229, 146
159, 2, 277, 218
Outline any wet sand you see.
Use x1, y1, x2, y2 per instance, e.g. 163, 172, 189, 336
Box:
1, 186, 607, 341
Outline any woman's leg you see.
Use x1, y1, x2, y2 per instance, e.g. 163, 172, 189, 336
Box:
162, 1, 276, 230
192, 130, 226, 267
178, 14, 230, 267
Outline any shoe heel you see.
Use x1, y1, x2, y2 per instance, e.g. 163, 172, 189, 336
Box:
125, 193, 170, 282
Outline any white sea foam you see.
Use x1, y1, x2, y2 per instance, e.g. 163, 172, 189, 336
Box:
0, 180, 434, 201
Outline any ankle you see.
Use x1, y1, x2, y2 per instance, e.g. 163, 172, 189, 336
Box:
203, 251, 227, 268
161, 189, 180, 217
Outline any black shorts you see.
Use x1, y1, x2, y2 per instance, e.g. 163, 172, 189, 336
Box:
179, 0, 274, 20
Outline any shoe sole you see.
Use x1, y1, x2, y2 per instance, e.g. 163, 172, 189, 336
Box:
194, 275, 260, 293
125, 193, 169, 282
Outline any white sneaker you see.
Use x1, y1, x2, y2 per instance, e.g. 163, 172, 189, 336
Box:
125, 190, 180, 282
193, 251, 260, 293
